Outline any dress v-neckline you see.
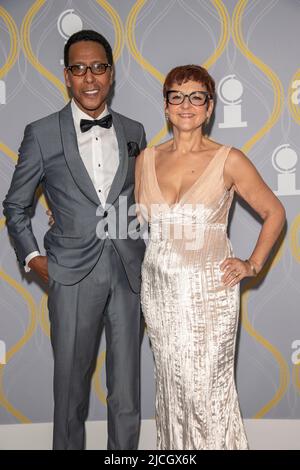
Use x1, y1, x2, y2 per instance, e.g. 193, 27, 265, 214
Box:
152, 145, 225, 208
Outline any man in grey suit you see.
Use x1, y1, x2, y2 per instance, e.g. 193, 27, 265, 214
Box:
3, 30, 146, 450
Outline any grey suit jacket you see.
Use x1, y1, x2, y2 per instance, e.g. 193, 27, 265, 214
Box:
3, 102, 147, 292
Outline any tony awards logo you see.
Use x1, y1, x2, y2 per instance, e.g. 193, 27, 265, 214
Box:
272, 144, 300, 196
57, 9, 83, 65
218, 75, 247, 128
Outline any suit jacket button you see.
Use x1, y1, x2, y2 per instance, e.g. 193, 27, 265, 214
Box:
103, 211, 108, 218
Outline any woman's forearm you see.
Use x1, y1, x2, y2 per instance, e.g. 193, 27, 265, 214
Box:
248, 206, 286, 273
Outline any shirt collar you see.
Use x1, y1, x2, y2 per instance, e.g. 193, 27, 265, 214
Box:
71, 99, 109, 129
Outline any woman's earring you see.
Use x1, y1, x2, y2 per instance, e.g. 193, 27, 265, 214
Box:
165, 113, 169, 121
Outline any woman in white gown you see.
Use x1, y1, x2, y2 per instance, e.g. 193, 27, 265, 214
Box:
135, 65, 286, 450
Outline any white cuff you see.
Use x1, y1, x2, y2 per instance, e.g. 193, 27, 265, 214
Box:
24, 251, 40, 272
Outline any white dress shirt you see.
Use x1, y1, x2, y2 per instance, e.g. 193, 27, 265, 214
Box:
25, 99, 119, 271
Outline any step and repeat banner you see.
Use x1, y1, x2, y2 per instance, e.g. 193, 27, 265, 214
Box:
0, 0, 299, 426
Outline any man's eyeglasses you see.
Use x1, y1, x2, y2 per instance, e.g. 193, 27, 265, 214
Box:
66, 63, 112, 76
166, 90, 212, 106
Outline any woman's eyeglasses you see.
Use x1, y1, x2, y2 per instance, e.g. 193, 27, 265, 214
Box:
166, 90, 212, 106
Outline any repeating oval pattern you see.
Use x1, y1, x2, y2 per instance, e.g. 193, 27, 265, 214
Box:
0, 0, 299, 425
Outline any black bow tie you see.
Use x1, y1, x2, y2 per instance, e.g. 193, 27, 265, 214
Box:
80, 114, 112, 133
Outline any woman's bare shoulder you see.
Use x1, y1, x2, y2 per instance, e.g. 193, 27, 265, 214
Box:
227, 146, 252, 165
225, 147, 260, 181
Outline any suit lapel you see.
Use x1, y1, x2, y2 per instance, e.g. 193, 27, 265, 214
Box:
106, 109, 128, 207
59, 103, 100, 206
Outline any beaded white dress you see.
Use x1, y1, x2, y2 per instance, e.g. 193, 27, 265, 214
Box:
137, 146, 248, 450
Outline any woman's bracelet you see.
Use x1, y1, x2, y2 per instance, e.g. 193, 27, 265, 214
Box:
245, 259, 258, 277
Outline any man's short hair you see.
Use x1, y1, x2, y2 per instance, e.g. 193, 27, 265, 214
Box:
64, 29, 113, 67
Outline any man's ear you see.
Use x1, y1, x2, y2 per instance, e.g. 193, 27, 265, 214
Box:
110, 66, 115, 85
64, 68, 71, 88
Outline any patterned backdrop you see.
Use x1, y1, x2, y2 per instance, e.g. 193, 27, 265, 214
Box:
0, 0, 300, 426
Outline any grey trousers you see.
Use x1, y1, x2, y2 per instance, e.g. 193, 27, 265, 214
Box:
48, 239, 142, 450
